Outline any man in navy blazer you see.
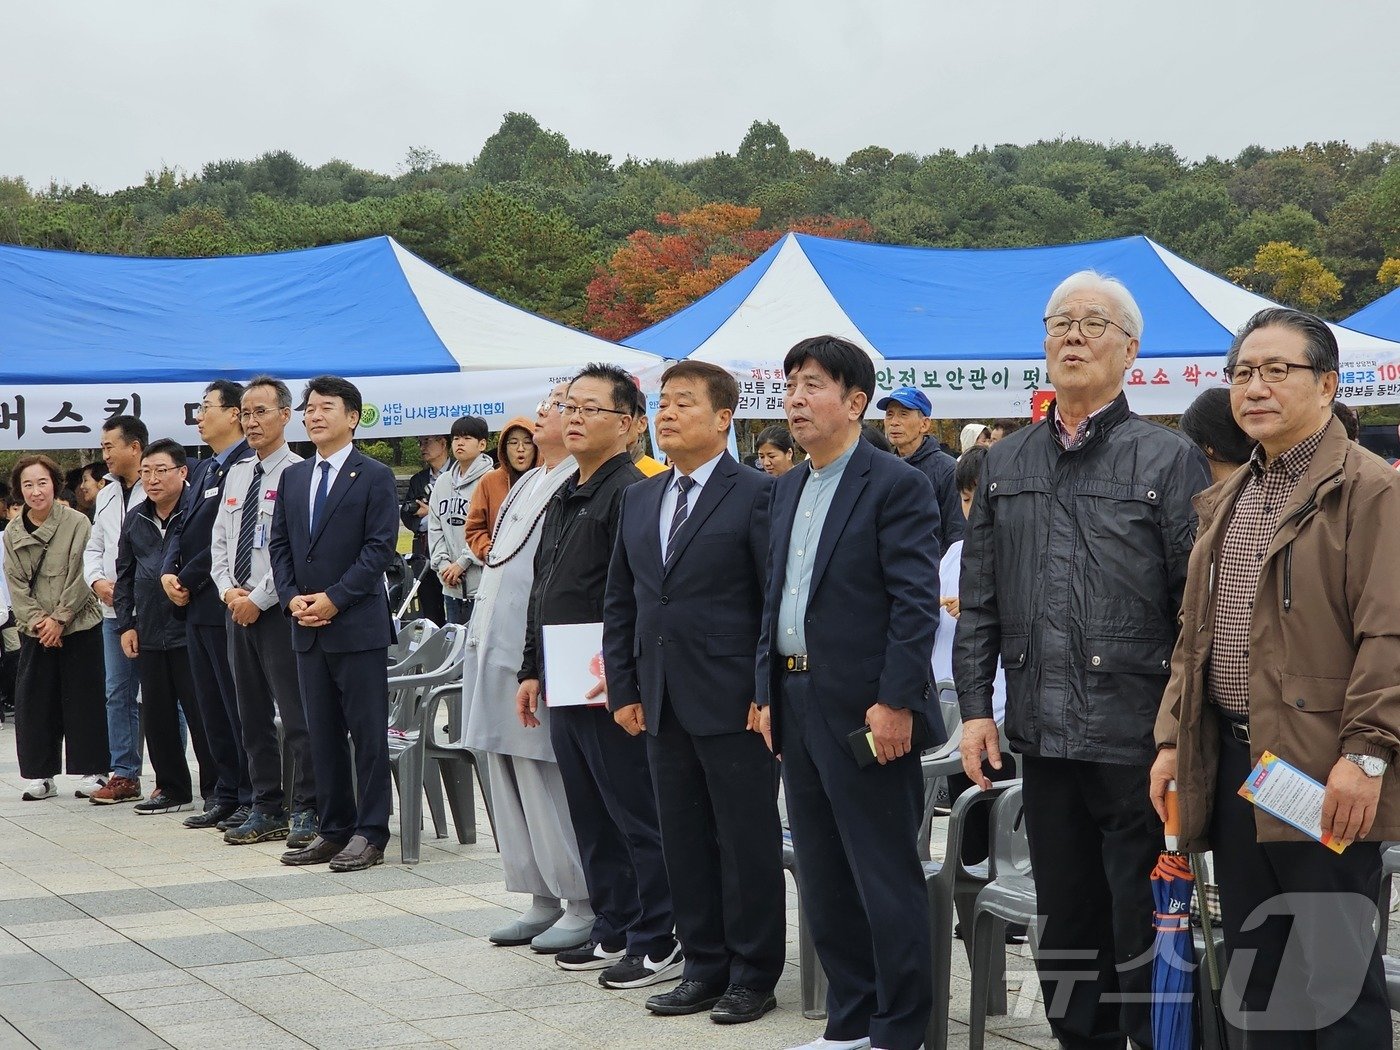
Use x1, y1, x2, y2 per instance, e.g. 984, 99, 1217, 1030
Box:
270, 376, 399, 872
603, 361, 784, 1025
160, 380, 254, 828
757, 337, 942, 1050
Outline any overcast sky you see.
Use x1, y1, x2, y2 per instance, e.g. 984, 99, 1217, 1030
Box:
5, 1, 1399, 193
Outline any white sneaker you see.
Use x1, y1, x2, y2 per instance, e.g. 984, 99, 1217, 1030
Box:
74, 775, 108, 799
787, 1040, 872, 1050
22, 779, 56, 801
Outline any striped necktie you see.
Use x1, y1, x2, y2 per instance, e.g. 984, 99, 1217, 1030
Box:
233, 462, 264, 587
664, 474, 695, 565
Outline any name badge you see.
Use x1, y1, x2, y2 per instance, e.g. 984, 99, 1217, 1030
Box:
203, 486, 219, 499
253, 523, 269, 549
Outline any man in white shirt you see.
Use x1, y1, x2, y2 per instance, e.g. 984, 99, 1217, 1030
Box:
211, 376, 318, 850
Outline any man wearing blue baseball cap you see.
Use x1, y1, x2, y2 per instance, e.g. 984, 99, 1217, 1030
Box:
877, 386, 963, 553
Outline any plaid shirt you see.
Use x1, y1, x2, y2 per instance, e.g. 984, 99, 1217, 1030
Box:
1208, 425, 1328, 717
1053, 401, 1113, 450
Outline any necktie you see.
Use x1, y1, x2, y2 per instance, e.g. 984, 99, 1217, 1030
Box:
311, 461, 331, 532
233, 462, 264, 587
664, 475, 695, 564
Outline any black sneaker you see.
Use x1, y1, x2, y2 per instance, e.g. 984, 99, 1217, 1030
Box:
598, 942, 684, 989
134, 790, 191, 815
555, 939, 626, 971
223, 811, 289, 845
286, 809, 318, 849
216, 805, 252, 832
184, 801, 237, 829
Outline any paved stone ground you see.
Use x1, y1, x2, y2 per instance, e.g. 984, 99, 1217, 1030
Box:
3, 718, 1392, 1049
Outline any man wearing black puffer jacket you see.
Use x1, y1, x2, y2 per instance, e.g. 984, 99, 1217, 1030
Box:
116, 440, 216, 817
955, 271, 1211, 1050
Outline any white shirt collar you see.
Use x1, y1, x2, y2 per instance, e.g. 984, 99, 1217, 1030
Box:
672, 450, 725, 491
314, 443, 354, 472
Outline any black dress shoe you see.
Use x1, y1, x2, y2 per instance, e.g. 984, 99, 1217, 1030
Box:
710, 984, 777, 1025
645, 979, 726, 1016
183, 802, 237, 829
279, 835, 346, 866
327, 834, 384, 872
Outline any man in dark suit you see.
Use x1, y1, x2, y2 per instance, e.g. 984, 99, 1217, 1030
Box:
757, 336, 942, 1050
603, 361, 784, 1024
160, 379, 254, 830
270, 375, 399, 872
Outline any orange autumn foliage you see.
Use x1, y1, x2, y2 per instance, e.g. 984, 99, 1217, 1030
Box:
585, 203, 872, 340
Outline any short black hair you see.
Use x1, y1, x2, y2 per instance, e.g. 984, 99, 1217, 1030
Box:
783, 335, 875, 404
300, 376, 364, 422
569, 363, 638, 415
102, 414, 149, 450
660, 360, 739, 414
990, 419, 1023, 436
1179, 387, 1254, 467
860, 423, 892, 454
204, 379, 246, 411
955, 444, 988, 493
243, 375, 293, 410
756, 425, 794, 454
82, 461, 106, 485
142, 438, 188, 468
1331, 400, 1359, 441
1226, 308, 1340, 383
451, 415, 490, 441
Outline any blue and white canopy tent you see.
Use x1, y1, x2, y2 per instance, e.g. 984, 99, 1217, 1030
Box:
626, 233, 1400, 416
0, 236, 659, 450
1345, 287, 1400, 340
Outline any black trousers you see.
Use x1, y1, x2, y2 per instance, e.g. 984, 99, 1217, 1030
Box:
1210, 717, 1389, 1049
295, 640, 391, 849
779, 675, 931, 1050
1020, 754, 1160, 1050
648, 701, 785, 991
228, 610, 316, 816
14, 628, 108, 780
549, 703, 676, 959
185, 620, 250, 806
138, 646, 201, 804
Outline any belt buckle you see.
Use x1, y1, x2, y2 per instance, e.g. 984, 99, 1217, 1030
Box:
784, 654, 809, 673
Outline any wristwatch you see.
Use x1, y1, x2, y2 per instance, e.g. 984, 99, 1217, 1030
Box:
1342, 753, 1387, 778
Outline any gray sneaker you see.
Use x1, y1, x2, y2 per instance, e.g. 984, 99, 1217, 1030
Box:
285, 809, 318, 849
223, 811, 290, 845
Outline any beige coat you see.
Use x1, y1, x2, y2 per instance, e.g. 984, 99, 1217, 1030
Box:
1155, 417, 1400, 848
3, 504, 101, 637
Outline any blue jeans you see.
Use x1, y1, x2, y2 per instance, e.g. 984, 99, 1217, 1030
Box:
102, 617, 142, 779
443, 596, 474, 625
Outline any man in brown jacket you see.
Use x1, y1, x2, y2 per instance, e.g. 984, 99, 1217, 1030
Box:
1150, 307, 1400, 1049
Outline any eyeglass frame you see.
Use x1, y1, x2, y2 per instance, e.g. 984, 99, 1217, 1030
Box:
536, 398, 567, 415
138, 464, 186, 481
1043, 314, 1134, 339
192, 402, 238, 419
556, 402, 632, 420
239, 405, 288, 422
1227, 361, 1323, 386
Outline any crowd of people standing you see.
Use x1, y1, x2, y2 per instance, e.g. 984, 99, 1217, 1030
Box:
3, 268, 1397, 1050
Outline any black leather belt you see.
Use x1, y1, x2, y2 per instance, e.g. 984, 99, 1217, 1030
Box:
1215, 706, 1250, 744
783, 654, 809, 673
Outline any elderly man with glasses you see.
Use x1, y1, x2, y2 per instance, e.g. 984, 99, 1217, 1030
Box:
1151, 309, 1400, 1048
516, 363, 683, 992
956, 271, 1211, 1049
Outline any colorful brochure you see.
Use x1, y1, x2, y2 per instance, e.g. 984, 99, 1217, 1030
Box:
1238, 750, 1348, 854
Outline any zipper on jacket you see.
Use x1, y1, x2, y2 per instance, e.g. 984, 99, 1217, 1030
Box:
1283, 543, 1293, 612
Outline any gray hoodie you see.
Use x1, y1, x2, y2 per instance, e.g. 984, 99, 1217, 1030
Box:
428, 453, 494, 599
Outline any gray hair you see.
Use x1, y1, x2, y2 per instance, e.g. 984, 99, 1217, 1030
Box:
1044, 270, 1145, 340
1225, 307, 1340, 378
243, 375, 294, 411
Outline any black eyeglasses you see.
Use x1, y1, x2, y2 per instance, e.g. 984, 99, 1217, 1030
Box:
1228, 362, 1320, 386
1044, 315, 1133, 339
557, 403, 630, 420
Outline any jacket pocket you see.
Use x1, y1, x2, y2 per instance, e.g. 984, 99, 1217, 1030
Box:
1278, 672, 1346, 713
1083, 635, 1172, 751
999, 632, 1032, 740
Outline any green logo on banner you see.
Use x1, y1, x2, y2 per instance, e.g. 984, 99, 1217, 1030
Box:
360, 403, 380, 427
